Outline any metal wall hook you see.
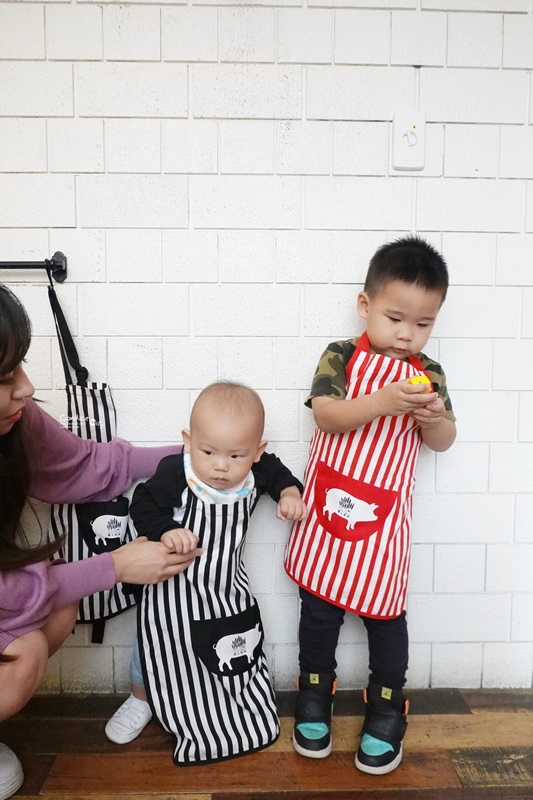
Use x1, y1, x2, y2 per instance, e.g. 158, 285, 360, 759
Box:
0, 251, 68, 282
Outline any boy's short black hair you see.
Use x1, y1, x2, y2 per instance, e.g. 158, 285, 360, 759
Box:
364, 235, 449, 303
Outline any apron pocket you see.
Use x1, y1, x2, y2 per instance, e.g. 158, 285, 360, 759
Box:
190, 603, 263, 677
74, 496, 131, 555
315, 461, 398, 544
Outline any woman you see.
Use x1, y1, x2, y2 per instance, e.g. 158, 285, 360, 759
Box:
0, 284, 202, 800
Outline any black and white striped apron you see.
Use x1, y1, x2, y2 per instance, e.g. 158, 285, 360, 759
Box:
139, 484, 280, 765
47, 280, 136, 643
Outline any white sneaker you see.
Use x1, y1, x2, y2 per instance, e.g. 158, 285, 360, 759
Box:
0, 743, 23, 800
105, 695, 152, 744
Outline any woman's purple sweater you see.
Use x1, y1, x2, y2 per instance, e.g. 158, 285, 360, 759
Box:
26, 398, 178, 504
0, 398, 180, 654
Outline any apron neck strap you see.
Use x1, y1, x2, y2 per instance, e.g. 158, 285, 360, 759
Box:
356, 331, 429, 377
356, 331, 371, 353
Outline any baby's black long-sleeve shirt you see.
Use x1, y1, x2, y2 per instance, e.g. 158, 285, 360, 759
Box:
131, 452, 303, 542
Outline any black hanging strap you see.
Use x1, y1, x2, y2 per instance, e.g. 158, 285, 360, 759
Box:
91, 618, 106, 644
47, 286, 89, 387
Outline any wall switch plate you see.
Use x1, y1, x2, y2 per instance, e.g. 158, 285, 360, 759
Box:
392, 110, 426, 171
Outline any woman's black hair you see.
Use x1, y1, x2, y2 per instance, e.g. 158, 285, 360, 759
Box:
0, 284, 32, 376
0, 284, 63, 572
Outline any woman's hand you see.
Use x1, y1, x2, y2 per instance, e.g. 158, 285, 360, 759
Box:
111, 536, 203, 585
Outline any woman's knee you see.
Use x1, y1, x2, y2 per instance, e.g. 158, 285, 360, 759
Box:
0, 631, 48, 721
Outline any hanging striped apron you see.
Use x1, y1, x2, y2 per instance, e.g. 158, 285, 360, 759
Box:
284, 332, 430, 620
139, 473, 279, 765
48, 383, 136, 642
47, 285, 136, 642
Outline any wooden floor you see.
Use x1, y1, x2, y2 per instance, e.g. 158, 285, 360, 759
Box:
1, 689, 533, 799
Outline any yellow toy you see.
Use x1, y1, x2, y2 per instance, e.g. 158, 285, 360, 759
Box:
409, 374, 432, 393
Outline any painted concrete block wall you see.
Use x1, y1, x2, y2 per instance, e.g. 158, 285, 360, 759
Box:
0, 0, 532, 693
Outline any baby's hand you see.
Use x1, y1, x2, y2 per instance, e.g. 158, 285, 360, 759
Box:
277, 487, 308, 521
409, 395, 446, 428
161, 528, 199, 555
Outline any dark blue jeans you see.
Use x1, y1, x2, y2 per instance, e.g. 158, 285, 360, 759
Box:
298, 587, 408, 691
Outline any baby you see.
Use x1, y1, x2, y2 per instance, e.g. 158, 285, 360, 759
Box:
106, 381, 307, 765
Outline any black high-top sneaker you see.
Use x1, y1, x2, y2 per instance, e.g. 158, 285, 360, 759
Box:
355, 684, 408, 775
292, 672, 336, 759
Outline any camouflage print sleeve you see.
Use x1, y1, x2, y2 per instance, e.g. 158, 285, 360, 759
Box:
305, 340, 357, 408
419, 353, 456, 423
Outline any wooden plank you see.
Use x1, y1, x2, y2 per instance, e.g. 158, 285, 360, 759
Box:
22, 688, 471, 721
408, 689, 471, 716
14, 754, 55, 797
277, 688, 469, 718
461, 790, 533, 799
406, 713, 533, 751
42, 749, 461, 795
316, 712, 533, 753
450, 747, 533, 788
462, 692, 533, 714
0, 718, 173, 754
213, 792, 460, 800
34, 796, 211, 800
12, 694, 125, 719
4, 710, 533, 760
5, 690, 533, 799
215, 794, 462, 800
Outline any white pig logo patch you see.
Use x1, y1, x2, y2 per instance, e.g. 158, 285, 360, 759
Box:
315, 461, 397, 543
91, 514, 128, 546
213, 623, 261, 671
323, 489, 378, 530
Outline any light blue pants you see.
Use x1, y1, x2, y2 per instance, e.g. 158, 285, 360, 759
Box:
130, 636, 145, 689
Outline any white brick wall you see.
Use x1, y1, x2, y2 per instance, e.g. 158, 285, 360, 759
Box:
1, 1, 532, 694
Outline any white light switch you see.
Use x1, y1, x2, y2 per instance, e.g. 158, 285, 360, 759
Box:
392, 110, 426, 171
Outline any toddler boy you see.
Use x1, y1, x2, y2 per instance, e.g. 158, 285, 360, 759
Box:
284, 235, 456, 775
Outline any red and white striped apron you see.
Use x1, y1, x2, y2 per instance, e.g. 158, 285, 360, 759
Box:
284, 333, 430, 619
